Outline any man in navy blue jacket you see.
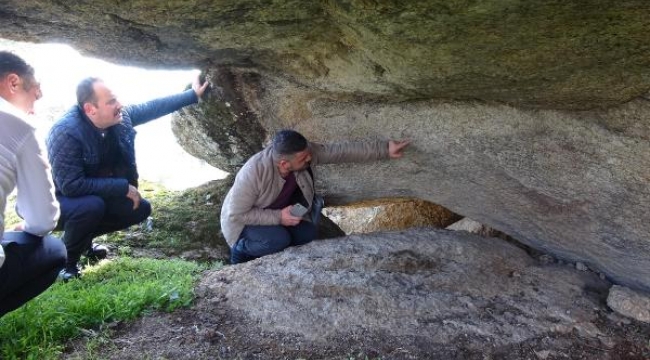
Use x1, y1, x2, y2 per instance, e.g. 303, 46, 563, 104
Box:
47, 76, 208, 280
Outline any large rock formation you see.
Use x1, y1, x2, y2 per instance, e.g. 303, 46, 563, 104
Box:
1, 1, 649, 292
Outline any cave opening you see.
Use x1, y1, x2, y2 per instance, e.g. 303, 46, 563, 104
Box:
0, 38, 225, 190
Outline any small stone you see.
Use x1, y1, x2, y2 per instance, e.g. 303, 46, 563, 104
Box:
607, 285, 650, 323
575, 262, 588, 271
597, 335, 616, 349
538, 254, 554, 264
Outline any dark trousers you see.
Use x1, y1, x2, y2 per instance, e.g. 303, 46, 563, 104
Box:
230, 221, 317, 264
56, 195, 151, 267
0, 232, 66, 317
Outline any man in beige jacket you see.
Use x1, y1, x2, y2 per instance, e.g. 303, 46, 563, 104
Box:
221, 129, 409, 264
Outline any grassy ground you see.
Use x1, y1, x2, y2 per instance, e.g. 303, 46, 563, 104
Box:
0, 258, 219, 359
86, 179, 231, 260
0, 180, 230, 359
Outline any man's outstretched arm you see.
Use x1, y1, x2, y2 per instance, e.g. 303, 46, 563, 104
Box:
311, 138, 410, 165
126, 74, 209, 126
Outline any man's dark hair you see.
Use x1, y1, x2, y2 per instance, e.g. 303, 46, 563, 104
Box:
0, 51, 35, 82
272, 129, 308, 160
76, 77, 101, 108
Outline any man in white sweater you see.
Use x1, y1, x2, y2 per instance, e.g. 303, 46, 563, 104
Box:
0, 51, 66, 317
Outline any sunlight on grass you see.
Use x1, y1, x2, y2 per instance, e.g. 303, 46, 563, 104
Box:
3, 193, 20, 230
0, 257, 221, 360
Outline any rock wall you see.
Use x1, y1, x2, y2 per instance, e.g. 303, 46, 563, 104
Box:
2, 1, 649, 108
177, 72, 650, 291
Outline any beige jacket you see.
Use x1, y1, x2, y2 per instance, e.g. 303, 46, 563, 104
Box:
220, 140, 389, 246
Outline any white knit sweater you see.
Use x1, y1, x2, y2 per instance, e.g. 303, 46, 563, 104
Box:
0, 97, 59, 268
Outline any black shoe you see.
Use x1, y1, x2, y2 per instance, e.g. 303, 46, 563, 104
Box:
230, 248, 254, 264
85, 243, 108, 262
59, 265, 81, 282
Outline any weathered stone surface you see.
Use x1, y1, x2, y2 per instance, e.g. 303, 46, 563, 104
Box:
183, 75, 650, 291
446, 217, 505, 238
173, 68, 268, 173
607, 285, 650, 324
304, 97, 650, 291
197, 229, 617, 354
1, 1, 649, 109
323, 197, 461, 235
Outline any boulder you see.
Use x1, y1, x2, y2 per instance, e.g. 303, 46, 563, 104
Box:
607, 285, 650, 324
446, 217, 505, 238
197, 229, 620, 357
323, 197, 461, 234
2, 1, 649, 108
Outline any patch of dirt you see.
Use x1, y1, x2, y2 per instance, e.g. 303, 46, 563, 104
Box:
63, 288, 650, 360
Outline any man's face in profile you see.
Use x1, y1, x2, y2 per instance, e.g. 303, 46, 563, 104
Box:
13, 74, 42, 114
286, 148, 312, 172
88, 81, 123, 128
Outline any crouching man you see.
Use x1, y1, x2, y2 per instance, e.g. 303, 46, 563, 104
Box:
221, 129, 409, 264
0, 51, 66, 317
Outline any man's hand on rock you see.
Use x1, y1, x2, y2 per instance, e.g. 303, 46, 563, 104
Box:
192, 74, 209, 99
388, 140, 410, 158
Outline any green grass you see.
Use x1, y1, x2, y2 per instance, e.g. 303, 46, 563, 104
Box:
0, 257, 221, 360
3, 193, 21, 230
0, 180, 228, 358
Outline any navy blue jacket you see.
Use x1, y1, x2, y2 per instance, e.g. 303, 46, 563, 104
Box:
46, 89, 198, 198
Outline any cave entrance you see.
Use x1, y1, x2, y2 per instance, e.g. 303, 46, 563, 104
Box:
0, 38, 225, 190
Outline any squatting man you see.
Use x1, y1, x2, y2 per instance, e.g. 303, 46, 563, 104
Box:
0, 51, 67, 317
47, 74, 208, 280
221, 129, 410, 264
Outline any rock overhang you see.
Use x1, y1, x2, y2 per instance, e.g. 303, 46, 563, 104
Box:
2, 0, 650, 292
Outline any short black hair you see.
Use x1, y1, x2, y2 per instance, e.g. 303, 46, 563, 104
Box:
272, 129, 308, 159
0, 51, 35, 81
76, 77, 101, 108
